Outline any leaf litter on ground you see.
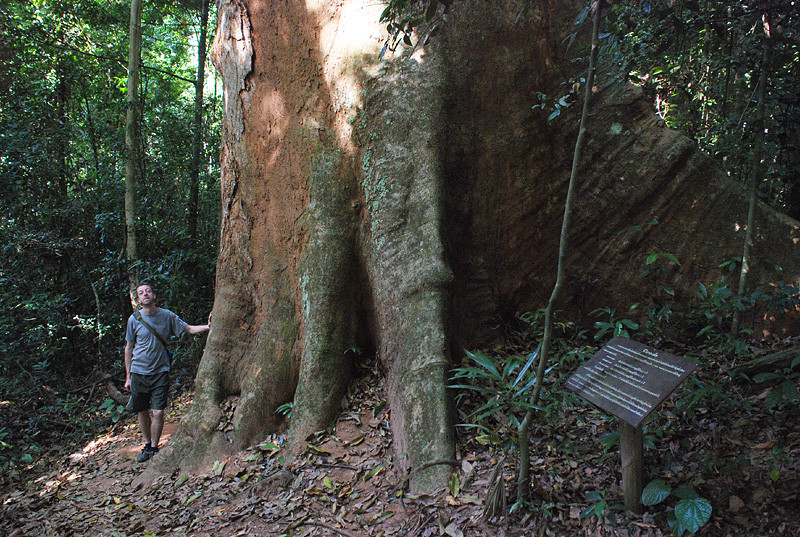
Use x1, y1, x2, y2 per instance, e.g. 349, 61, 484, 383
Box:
0, 339, 798, 536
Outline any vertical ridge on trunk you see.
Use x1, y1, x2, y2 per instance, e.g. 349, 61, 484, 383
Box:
359, 50, 455, 491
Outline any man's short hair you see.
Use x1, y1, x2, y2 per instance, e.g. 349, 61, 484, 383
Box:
136, 279, 156, 294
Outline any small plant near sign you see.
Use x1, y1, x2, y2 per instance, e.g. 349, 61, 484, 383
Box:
580, 489, 625, 521
591, 305, 640, 341
642, 479, 712, 536
752, 356, 800, 410
449, 348, 549, 433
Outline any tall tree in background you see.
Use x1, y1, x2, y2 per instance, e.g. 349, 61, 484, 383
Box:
0, 0, 220, 422
187, 0, 211, 246
733, 0, 773, 335
124, 0, 144, 292
606, 0, 800, 220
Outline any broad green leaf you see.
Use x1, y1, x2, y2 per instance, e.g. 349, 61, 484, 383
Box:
674, 497, 712, 534
467, 351, 501, 380
765, 389, 783, 409
781, 380, 799, 400
323, 476, 334, 489
662, 253, 680, 265
448, 383, 496, 394
674, 486, 699, 500
594, 500, 606, 516
668, 511, 689, 537
586, 490, 603, 502
580, 504, 597, 519
641, 479, 671, 506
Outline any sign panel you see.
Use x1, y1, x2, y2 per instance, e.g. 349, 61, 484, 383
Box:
566, 337, 697, 427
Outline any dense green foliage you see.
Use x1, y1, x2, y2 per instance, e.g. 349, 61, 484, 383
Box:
0, 0, 219, 477
605, 0, 800, 219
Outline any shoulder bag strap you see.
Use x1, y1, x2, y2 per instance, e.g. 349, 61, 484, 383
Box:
134, 311, 170, 353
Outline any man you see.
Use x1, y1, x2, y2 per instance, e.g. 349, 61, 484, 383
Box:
124, 280, 211, 462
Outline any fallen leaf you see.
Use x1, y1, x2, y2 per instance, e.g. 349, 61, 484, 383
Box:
184, 492, 202, 505
728, 495, 745, 512
752, 442, 775, 450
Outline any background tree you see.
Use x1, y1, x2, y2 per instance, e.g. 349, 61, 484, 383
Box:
123, 0, 143, 292
187, 0, 211, 246
733, 0, 773, 335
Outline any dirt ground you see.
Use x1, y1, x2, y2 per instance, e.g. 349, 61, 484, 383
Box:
1, 361, 798, 537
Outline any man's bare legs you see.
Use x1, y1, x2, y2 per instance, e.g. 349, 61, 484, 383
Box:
138, 410, 152, 445
150, 409, 164, 448
137, 409, 164, 458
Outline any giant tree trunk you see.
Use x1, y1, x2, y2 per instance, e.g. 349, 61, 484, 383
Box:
149, 0, 800, 493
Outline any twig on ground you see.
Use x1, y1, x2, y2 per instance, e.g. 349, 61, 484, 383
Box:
296, 521, 361, 537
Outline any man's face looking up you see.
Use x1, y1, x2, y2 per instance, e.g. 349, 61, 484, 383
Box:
137, 285, 155, 306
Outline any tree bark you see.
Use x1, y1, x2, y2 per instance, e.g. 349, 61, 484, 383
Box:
145, 0, 800, 493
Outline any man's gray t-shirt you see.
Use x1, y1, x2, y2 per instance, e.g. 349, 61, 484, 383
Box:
126, 308, 187, 375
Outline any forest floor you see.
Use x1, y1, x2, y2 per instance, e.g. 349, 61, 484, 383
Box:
1, 340, 799, 537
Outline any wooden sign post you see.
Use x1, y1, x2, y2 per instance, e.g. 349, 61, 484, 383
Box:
566, 337, 697, 512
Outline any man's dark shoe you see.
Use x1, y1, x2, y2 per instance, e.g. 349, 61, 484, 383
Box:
136, 446, 158, 462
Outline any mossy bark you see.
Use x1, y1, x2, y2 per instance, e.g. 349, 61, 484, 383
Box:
357, 52, 454, 491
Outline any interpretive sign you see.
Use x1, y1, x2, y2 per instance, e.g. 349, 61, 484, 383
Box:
566, 336, 697, 428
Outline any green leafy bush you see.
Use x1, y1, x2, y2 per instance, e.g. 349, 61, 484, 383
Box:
752, 356, 800, 410
591, 305, 640, 341
642, 479, 712, 536
450, 348, 547, 432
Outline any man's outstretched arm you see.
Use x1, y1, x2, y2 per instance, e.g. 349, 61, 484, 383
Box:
183, 312, 212, 335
